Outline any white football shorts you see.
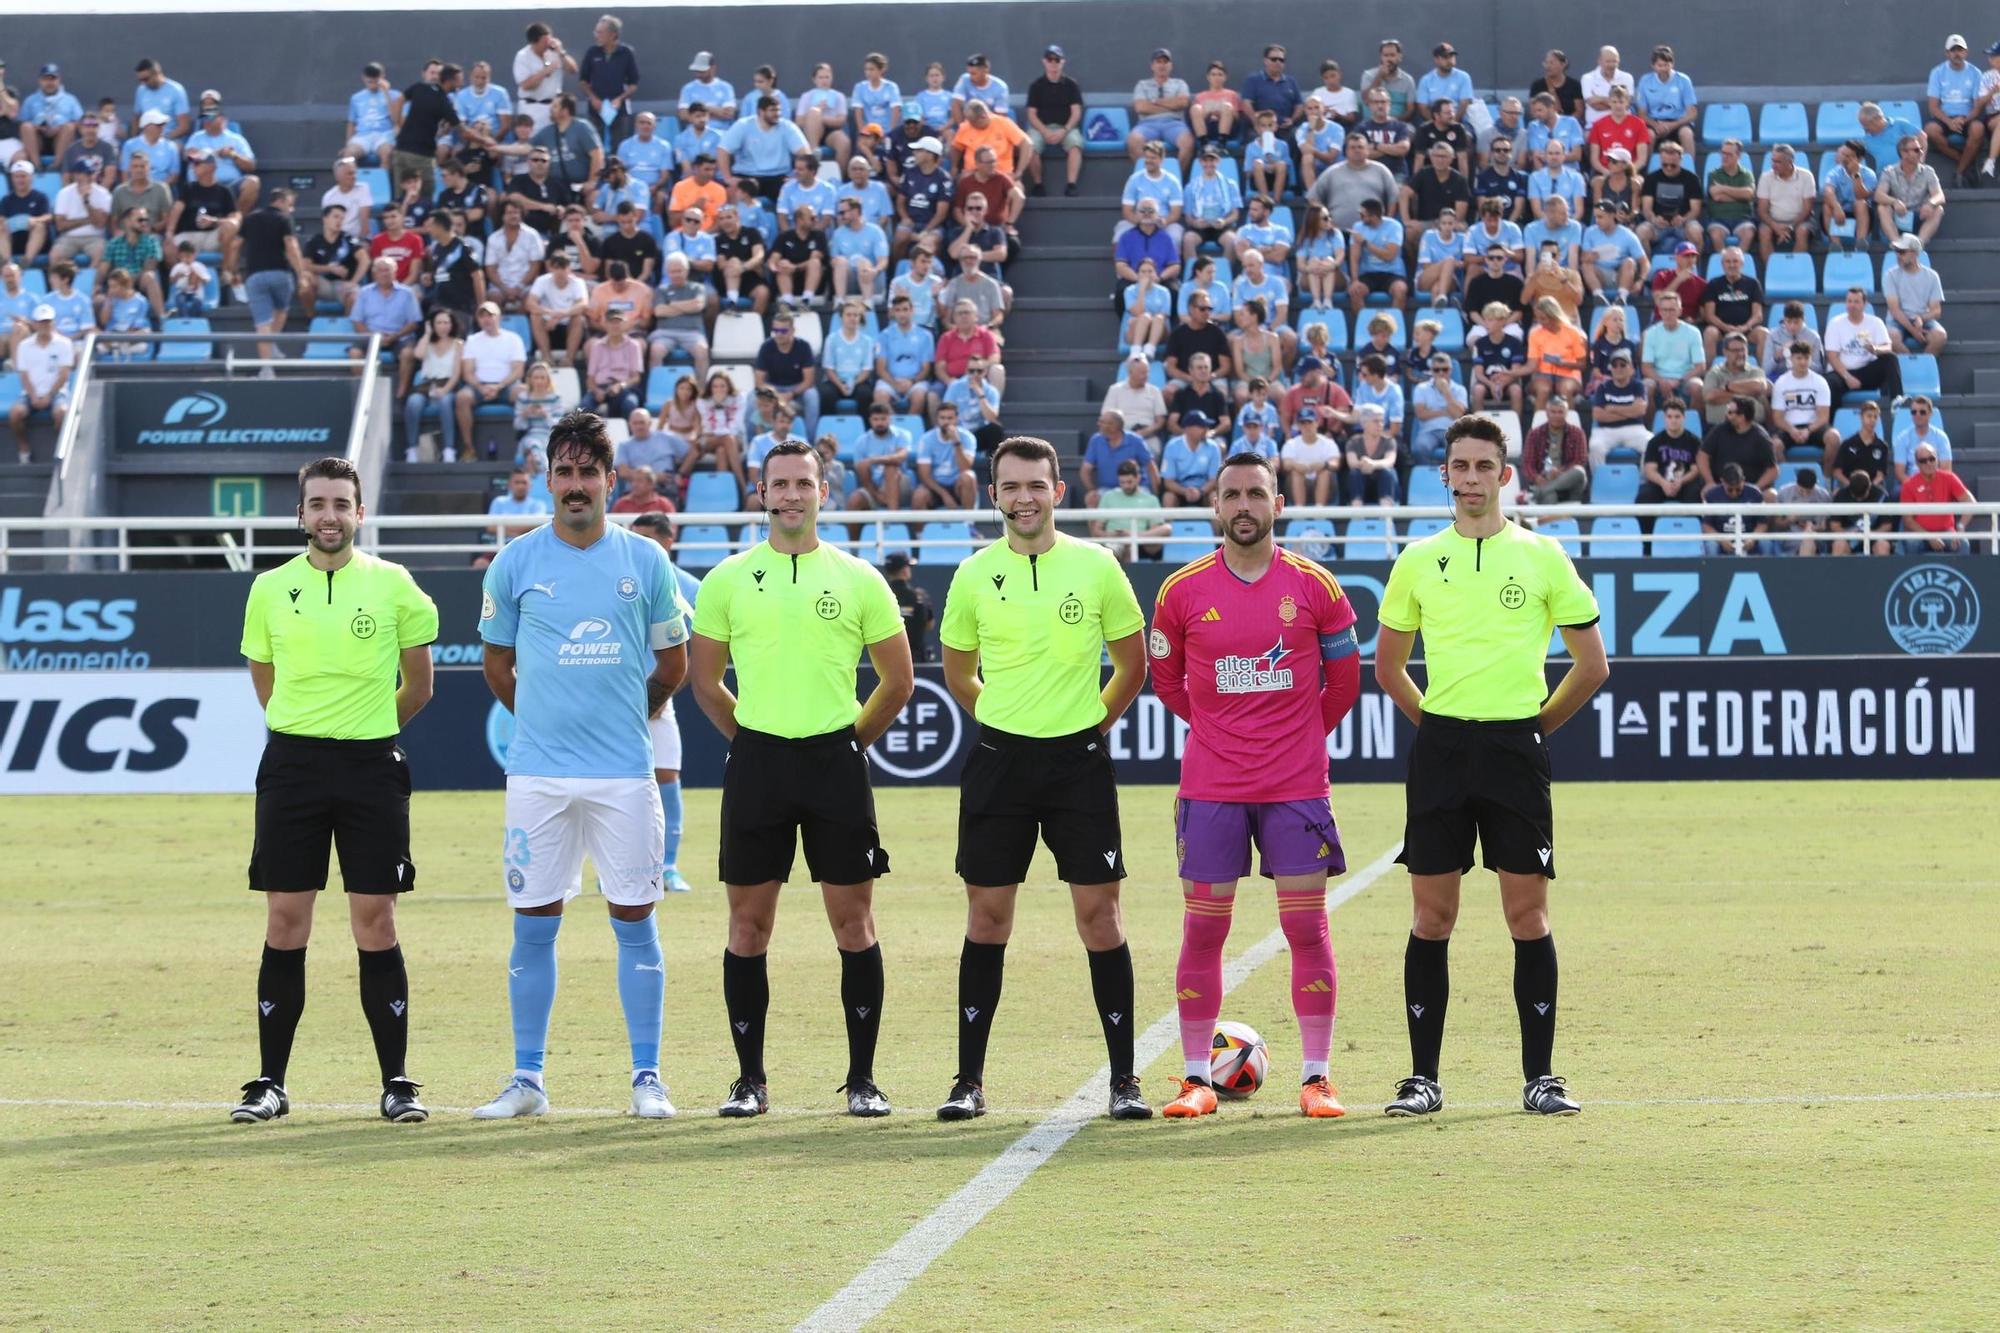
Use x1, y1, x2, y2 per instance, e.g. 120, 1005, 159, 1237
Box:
647, 696, 683, 771
502, 775, 665, 909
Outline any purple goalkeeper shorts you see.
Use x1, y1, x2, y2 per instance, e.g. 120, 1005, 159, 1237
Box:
1175, 797, 1347, 883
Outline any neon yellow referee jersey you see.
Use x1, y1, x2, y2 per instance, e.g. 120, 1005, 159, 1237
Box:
939, 533, 1145, 736
1377, 520, 1598, 721
241, 550, 439, 739
692, 539, 903, 739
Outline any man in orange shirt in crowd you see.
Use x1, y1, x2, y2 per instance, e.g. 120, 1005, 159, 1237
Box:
951, 98, 1031, 176
668, 153, 728, 230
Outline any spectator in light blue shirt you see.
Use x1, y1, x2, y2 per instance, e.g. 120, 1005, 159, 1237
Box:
828, 199, 890, 302
672, 108, 723, 173
351, 259, 423, 349
1522, 94, 1585, 164
1821, 141, 1878, 252
679, 53, 738, 123
1160, 412, 1223, 505
616, 112, 676, 192
875, 295, 937, 415
1580, 200, 1647, 303
1351, 355, 1405, 433
913, 405, 977, 509
1857, 102, 1922, 173
1523, 196, 1583, 271
455, 62, 514, 138
834, 156, 894, 228
1634, 46, 1698, 153
1117, 141, 1185, 242
777, 156, 839, 229
1346, 198, 1406, 310
1924, 37, 1985, 181
1892, 404, 1952, 477
818, 299, 879, 412
132, 60, 192, 139
120, 112, 182, 180
1414, 45, 1474, 114
850, 58, 904, 138
720, 96, 809, 194
345, 64, 401, 163
913, 74, 955, 133
1527, 140, 1587, 219
953, 57, 1012, 119
186, 102, 257, 191
943, 363, 1001, 422
22, 66, 85, 163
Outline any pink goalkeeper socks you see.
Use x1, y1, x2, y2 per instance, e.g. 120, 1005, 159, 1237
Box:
1177, 889, 1234, 1075
1279, 890, 1336, 1071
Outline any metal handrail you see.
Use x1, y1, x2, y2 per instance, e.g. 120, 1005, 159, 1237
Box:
51, 330, 97, 483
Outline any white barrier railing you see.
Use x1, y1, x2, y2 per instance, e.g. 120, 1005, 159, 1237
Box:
0, 502, 1994, 571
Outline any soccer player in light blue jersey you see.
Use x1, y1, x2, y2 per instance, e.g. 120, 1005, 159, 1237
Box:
473, 409, 693, 1121
630, 512, 704, 895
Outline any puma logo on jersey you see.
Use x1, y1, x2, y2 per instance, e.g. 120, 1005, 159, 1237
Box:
1299, 979, 1332, 994
1201, 607, 1222, 622
528, 581, 558, 599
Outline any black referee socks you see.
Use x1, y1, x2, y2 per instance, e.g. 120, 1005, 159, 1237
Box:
1513, 933, 1559, 1081
838, 943, 885, 1085
257, 944, 307, 1086
956, 939, 1007, 1084
722, 949, 769, 1084
1404, 934, 1450, 1082
357, 944, 409, 1085
1087, 942, 1136, 1080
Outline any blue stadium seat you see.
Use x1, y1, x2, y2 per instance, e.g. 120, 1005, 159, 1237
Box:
1403, 516, 1451, 541
1424, 308, 1466, 352
1758, 102, 1809, 145
1781, 436, 1823, 462
684, 472, 741, 514
73, 267, 96, 297
0, 371, 21, 409
859, 522, 913, 557
1592, 463, 1640, 505
156, 317, 211, 361
33, 173, 61, 205
1160, 519, 1216, 563
1217, 157, 1243, 190
919, 521, 977, 564
1701, 102, 1752, 147
1406, 468, 1451, 507
1112, 358, 1169, 388
1296, 308, 1348, 351
645, 365, 692, 412
1821, 251, 1874, 296
357, 168, 392, 214
1815, 101, 1863, 143
1705, 251, 1758, 281
21, 270, 47, 296
674, 524, 735, 569
1878, 99, 1921, 127
1766, 303, 1820, 332
1082, 107, 1132, 154
1587, 515, 1646, 558
1898, 355, 1940, 396
303, 315, 351, 361
1343, 517, 1393, 560
502, 313, 532, 348
1356, 307, 1406, 346
1762, 254, 1816, 300
1283, 517, 1334, 560
820, 414, 866, 462
1534, 518, 1583, 556
1652, 514, 1702, 554
1832, 408, 1862, 438
1893, 406, 1945, 439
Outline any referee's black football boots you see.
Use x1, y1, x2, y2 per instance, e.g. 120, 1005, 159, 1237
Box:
840, 1078, 892, 1117
1523, 1074, 1582, 1115
1108, 1074, 1153, 1120
1384, 1075, 1444, 1117
719, 1077, 770, 1118
230, 1078, 289, 1123
936, 1079, 987, 1121
380, 1078, 429, 1123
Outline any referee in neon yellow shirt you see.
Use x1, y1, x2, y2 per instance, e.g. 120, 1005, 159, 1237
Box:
932, 436, 1150, 1122
688, 439, 915, 1119
1374, 414, 1608, 1119
233, 457, 439, 1125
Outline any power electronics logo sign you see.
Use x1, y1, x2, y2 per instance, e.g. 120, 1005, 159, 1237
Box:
557, 618, 622, 665
134, 388, 335, 446
1884, 565, 1979, 655
868, 677, 962, 780
0, 587, 149, 670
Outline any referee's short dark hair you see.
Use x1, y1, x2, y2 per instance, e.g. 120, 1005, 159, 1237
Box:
991, 436, 1062, 485
298, 456, 362, 505
547, 409, 617, 474
1442, 413, 1508, 461
762, 439, 822, 478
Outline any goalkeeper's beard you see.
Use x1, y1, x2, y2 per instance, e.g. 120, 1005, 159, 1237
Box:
1223, 512, 1273, 548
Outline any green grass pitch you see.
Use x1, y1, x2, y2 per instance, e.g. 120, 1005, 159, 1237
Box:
2, 781, 1995, 1329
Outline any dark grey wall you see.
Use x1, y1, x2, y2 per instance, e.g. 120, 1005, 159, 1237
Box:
14, 0, 1975, 119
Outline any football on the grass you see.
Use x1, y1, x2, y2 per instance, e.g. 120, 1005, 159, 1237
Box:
1210, 1020, 1268, 1099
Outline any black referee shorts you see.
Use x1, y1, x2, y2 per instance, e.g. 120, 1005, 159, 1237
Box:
1396, 716, 1557, 879
248, 732, 415, 894
719, 726, 887, 886
956, 726, 1125, 888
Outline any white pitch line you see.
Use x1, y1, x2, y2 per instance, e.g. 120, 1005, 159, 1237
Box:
792, 842, 1405, 1333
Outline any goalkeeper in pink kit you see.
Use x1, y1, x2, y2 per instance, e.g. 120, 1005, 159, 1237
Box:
1148, 451, 1362, 1118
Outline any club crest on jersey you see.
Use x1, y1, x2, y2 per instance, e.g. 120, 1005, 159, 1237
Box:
1216, 638, 1295, 693
1149, 627, 1171, 658
1277, 594, 1298, 625
616, 575, 639, 601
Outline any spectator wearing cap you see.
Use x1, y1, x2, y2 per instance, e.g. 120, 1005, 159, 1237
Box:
1182, 143, 1243, 261
1, 163, 52, 266
1279, 406, 1340, 504
953, 54, 1011, 122
1415, 43, 1473, 118
8, 304, 73, 462
1521, 394, 1590, 502
343, 62, 401, 164
1584, 86, 1651, 177
1102, 350, 1169, 445
1160, 410, 1223, 507
892, 135, 952, 260
882, 102, 928, 184
1128, 48, 1195, 172
1874, 132, 1945, 251
131, 58, 191, 141
120, 108, 182, 183
1926, 34, 1987, 185
50, 159, 111, 266
1755, 143, 1816, 266
666, 151, 726, 230
718, 93, 807, 202
1588, 348, 1651, 467
676, 49, 735, 127
1022, 45, 1083, 198
578, 14, 641, 146
21, 63, 83, 166
185, 94, 260, 214
1359, 40, 1416, 120
1883, 232, 1947, 355
908, 400, 976, 511
513, 23, 578, 134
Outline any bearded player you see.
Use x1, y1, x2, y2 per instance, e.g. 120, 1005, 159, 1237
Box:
1149, 451, 1362, 1118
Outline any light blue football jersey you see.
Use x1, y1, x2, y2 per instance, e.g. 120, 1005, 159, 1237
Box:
479, 522, 691, 778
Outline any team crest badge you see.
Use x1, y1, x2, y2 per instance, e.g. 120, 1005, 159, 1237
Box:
1277, 594, 1298, 625
616, 575, 640, 601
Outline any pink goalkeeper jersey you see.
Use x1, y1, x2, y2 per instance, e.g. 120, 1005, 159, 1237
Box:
1149, 548, 1359, 802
